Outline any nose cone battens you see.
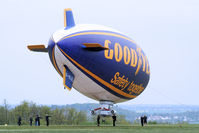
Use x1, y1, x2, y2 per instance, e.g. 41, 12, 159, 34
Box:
64, 8, 75, 29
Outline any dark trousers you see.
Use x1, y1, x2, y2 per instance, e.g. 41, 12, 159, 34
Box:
97, 116, 100, 126
113, 120, 116, 126
18, 121, 21, 126
46, 120, 49, 126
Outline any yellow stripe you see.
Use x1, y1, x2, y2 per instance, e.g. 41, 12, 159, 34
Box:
63, 66, 66, 84
64, 9, 67, 27
59, 32, 137, 45
63, 66, 72, 91
58, 46, 136, 98
65, 8, 72, 11
83, 43, 109, 49
83, 43, 102, 48
27, 45, 46, 51
64, 8, 72, 27
52, 47, 62, 76
27, 45, 45, 49
64, 85, 72, 91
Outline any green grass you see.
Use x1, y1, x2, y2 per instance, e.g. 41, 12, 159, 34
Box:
0, 124, 199, 133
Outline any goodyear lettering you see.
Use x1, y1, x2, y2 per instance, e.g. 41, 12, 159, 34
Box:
141, 54, 146, 72
104, 40, 113, 59
110, 72, 145, 95
124, 46, 131, 65
110, 72, 130, 90
104, 40, 150, 75
114, 43, 123, 62
130, 48, 137, 67
127, 81, 144, 95
135, 48, 142, 76
146, 58, 150, 74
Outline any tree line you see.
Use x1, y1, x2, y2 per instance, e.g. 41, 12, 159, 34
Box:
0, 100, 130, 125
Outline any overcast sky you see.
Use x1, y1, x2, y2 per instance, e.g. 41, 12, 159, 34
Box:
0, 0, 199, 106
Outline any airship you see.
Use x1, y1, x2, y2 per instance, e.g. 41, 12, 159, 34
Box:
28, 9, 150, 121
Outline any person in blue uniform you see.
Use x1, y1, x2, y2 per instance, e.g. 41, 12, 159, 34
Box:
35, 115, 42, 126
35, 116, 37, 126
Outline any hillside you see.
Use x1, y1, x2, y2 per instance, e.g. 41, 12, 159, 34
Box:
50, 103, 199, 124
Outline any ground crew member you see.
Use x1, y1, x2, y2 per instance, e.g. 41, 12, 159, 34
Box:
35, 115, 42, 126
141, 116, 144, 127
29, 117, 33, 126
112, 115, 116, 126
97, 115, 100, 126
144, 115, 147, 125
37, 115, 42, 126
35, 116, 38, 126
18, 116, 22, 126
45, 114, 51, 126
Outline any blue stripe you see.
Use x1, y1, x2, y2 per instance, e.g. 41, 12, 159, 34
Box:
57, 46, 132, 100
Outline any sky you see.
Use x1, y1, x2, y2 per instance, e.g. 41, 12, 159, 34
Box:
0, 0, 199, 106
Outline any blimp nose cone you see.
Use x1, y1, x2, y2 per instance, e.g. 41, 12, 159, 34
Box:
48, 38, 56, 64
48, 38, 56, 50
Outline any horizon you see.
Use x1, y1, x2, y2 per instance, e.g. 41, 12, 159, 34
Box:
2, 100, 199, 107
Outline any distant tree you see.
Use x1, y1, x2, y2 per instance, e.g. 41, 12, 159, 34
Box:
66, 108, 78, 125
29, 102, 39, 117
75, 111, 87, 125
0, 106, 6, 125
3, 99, 9, 124
13, 101, 30, 125
51, 108, 66, 125
148, 121, 157, 124
117, 115, 131, 125
40, 106, 51, 117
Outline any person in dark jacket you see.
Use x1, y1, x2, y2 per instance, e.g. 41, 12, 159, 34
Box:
112, 115, 117, 126
37, 115, 42, 126
45, 114, 51, 126
97, 115, 100, 126
35, 116, 37, 126
29, 117, 33, 126
18, 116, 22, 126
35, 115, 42, 126
140, 116, 144, 127
143, 115, 147, 125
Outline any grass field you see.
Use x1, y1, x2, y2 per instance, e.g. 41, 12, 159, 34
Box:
0, 124, 198, 133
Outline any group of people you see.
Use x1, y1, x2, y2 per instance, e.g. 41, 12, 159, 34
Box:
97, 115, 117, 126
140, 115, 147, 126
18, 114, 147, 126
97, 115, 148, 127
17, 114, 51, 126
